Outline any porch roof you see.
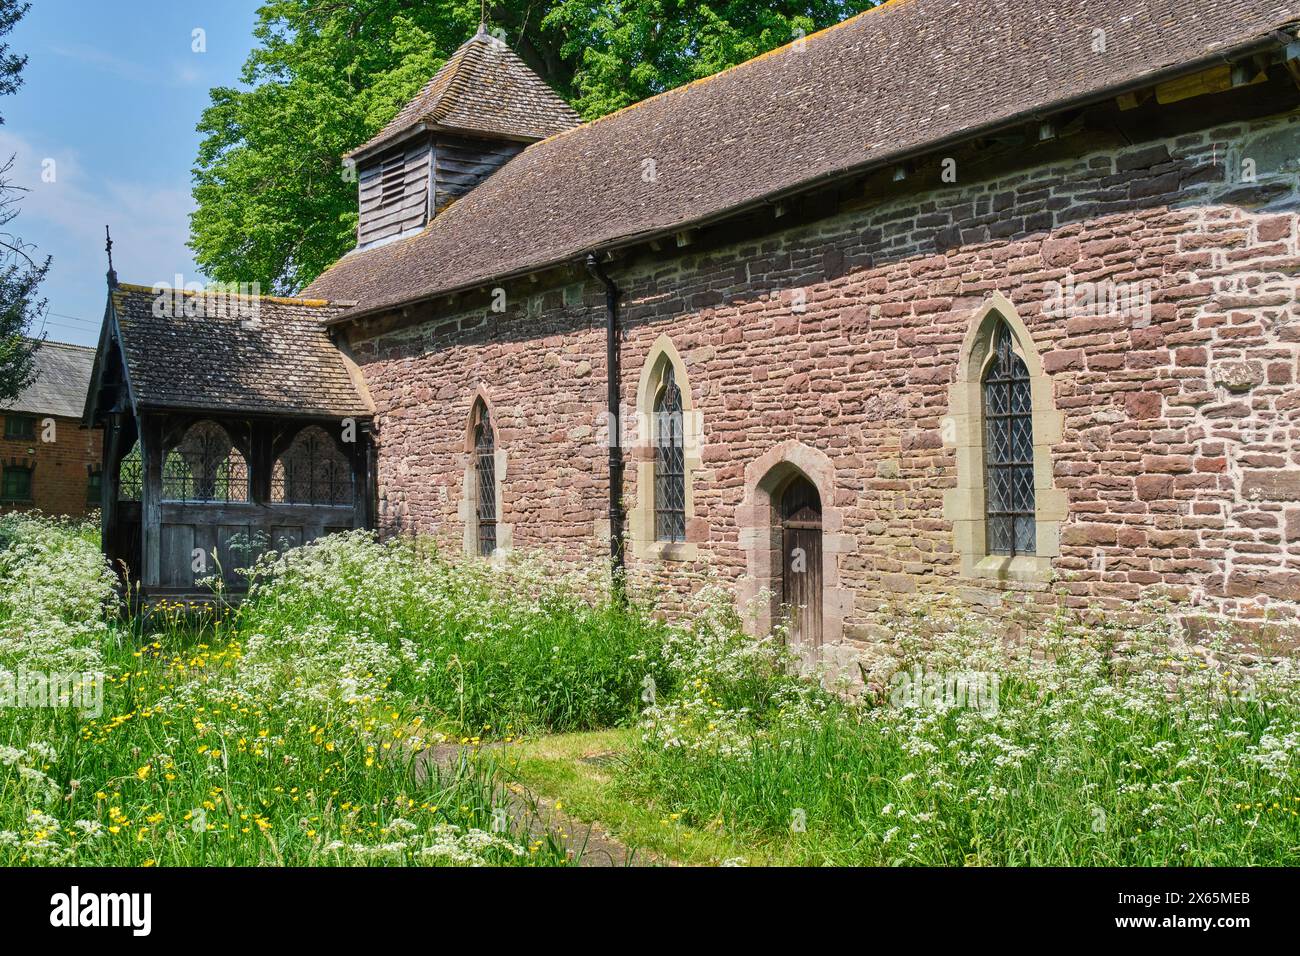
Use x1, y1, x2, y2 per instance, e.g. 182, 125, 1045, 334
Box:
99, 283, 374, 420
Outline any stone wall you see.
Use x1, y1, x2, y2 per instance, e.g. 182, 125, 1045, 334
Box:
347, 104, 1300, 646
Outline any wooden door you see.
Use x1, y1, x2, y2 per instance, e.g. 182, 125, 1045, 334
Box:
781, 475, 823, 647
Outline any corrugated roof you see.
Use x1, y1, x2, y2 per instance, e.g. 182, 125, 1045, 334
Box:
0, 340, 95, 419
306, 0, 1300, 317
109, 283, 373, 419
349, 27, 581, 160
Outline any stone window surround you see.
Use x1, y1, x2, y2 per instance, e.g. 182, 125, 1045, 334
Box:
943, 292, 1067, 583
629, 334, 705, 562
736, 440, 857, 648
459, 386, 511, 558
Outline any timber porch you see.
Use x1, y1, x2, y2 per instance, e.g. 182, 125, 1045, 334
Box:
84, 282, 377, 601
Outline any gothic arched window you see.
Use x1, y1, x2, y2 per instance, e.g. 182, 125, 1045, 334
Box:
653, 363, 686, 543
163, 421, 249, 503
472, 400, 496, 556
982, 320, 1035, 555
272, 425, 352, 505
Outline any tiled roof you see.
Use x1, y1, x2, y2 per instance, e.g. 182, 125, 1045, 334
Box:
306, 0, 1300, 317
0, 340, 95, 419
109, 284, 373, 419
348, 27, 581, 160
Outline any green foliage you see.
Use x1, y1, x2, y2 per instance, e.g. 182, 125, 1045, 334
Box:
3, 514, 1299, 866
621, 598, 1300, 865
0, 516, 574, 865
238, 531, 675, 734
191, 4, 459, 293
0, 0, 29, 98
190, 0, 877, 293
0, 0, 46, 404
545, 0, 874, 118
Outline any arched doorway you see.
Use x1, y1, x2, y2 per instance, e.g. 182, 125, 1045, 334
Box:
780, 474, 823, 647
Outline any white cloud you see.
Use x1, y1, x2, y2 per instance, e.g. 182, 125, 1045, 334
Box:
47, 43, 155, 83
48, 44, 206, 88
0, 128, 197, 344
172, 60, 204, 86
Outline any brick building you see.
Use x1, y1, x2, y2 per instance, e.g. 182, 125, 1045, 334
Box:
1, 340, 101, 518
93, 0, 1300, 642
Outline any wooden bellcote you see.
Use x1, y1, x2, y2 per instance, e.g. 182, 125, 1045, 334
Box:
348, 27, 581, 250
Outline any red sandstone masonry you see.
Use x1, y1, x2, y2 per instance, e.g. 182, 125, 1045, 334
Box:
348, 109, 1300, 639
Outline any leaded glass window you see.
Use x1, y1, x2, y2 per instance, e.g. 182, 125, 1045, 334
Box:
653, 364, 686, 543
272, 426, 352, 505
118, 444, 142, 501
473, 403, 496, 557
163, 421, 249, 503
983, 321, 1035, 556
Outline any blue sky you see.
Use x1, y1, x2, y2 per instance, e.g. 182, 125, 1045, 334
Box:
3, 0, 262, 346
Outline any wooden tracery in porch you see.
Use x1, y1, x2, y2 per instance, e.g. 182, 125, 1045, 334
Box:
84, 281, 376, 603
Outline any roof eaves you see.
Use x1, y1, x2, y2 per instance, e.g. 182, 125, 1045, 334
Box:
324, 23, 1296, 327
344, 122, 432, 162
135, 400, 374, 420
86, 287, 141, 425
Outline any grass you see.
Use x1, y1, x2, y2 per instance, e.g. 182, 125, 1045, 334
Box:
619, 600, 1300, 865
42, 627, 569, 866
503, 729, 780, 865
235, 532, 675, 735
0, 516, 646, 865
3, 512, 1298, 866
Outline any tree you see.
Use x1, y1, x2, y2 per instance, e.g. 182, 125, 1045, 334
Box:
545, 1, 872, 118
0, 0, 45, 405
190, 0, 875, 294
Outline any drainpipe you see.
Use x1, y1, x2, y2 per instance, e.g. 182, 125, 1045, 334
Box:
586, 253, 626, 598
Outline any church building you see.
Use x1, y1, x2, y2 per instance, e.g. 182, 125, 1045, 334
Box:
88, 0, 1300, 650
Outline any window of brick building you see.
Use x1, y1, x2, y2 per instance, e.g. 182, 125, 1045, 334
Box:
4, 415, 36, 440
943, 294, 1066, 583
1, 465, 33, 501
630, 335, 702, 561
86, 468, 103, 507
460, 393, 509, 558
